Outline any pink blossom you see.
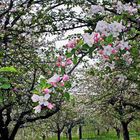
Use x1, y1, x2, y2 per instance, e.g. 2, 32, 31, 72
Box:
66, 40, 77, 48
115, 40, 130, 50
93, 33, 100, 43
48, 74, 60, 83
66, 58, 73, 65
56, 62, 61, 67
60, 82, 65, 87
57, 56, 62, 62
98, 50, 104, 55
61, 62, 66, 67
47, 103, 54, 110
12, 87, 18, 92
62, 74, 69, 81
43, 88, 50, 94
112, 49, 117, 54
50, 82, 57, 87
103, 55, 109, 60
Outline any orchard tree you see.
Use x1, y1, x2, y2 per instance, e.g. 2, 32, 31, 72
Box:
0, 0, 140, 140
0, 0, 93, 139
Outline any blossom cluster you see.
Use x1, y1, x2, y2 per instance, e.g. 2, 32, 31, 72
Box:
97, 39, 132, 67
116, 1, 138, 15
56, 55, 73, 68
82, 32, 103, 47
95, 20, 124, 37
81, 19, 133, 70
89, 1, 138, 16
66, 39, 77, 49
31, 74, 69, 113
89, 5, 104, 15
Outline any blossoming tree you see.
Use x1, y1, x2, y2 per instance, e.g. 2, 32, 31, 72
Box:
0, 0, 139, 140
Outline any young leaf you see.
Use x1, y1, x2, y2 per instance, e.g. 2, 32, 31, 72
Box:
0, 66, 17, 73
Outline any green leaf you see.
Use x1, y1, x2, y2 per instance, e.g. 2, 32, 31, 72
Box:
0, 66, 17, 73
64, 92, 70, 101
77, 39, 84, 48
39, 78, 47, 89
73, 55, 78, 65
0, 83, 11, 89
66, 52, 73, 58
0, 77, 9, 83
104, 35, 113, 45
65, 81, 71, 88
0, 95, 3, 103
131, 47, 139, 58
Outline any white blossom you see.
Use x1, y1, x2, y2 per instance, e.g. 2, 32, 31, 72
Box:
95, 20, 110, 36
116, 1, 138, 14
33, 105, 42, 113
31, 94, 40, 102
109, 21, 124, 37
115, 40, 130, 50
47, 74, 60, 83
90, 5, 104, 15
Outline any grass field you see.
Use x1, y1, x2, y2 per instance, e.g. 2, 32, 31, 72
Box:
47, 131, 140, 140
15, 125, 140, 140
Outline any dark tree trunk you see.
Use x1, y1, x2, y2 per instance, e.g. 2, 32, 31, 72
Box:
0, 129, 9, 140
97, 129, 100, 135
68, 128, 72, 140
57, 131, 61, 140
65, 131, 68, 139
115, 128, 120, 139
79, 125, 82, 140
121, 122, 130, 140
9, 122, 21, 140
42, 134, 45, 140
106, 128, 109, 133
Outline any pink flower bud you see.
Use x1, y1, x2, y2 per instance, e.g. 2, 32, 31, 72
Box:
60, 82, 65, 87
47, 103, 54, 110
43, 88, 50, 94
66, 58, 73, 65
12, 87, 18, 92
50, 82, 57, 87
103, 55, 109, 60
62, 74, 69, 81
57, 56, 62, 62
66, 40, 76, 48
98, 50, 104, 55
108, 44, 113, 47
56, 62, 61, 67
61, 62, 66, 67
112, 49, 117, 54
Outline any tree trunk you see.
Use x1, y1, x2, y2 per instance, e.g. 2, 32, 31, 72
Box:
0, 128, 9, 140
97, 129, 100, 135
79, 125, 82, 140
57, 131, 61, 140
68, 128, 72, 140
121, 122, 130, 140
106, 128, 109, 133
115, 128, 120, 139
65, 132, 68, 139
42, 134, 45, 140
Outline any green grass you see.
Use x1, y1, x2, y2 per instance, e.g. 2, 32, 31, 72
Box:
47, 131, 140, 140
